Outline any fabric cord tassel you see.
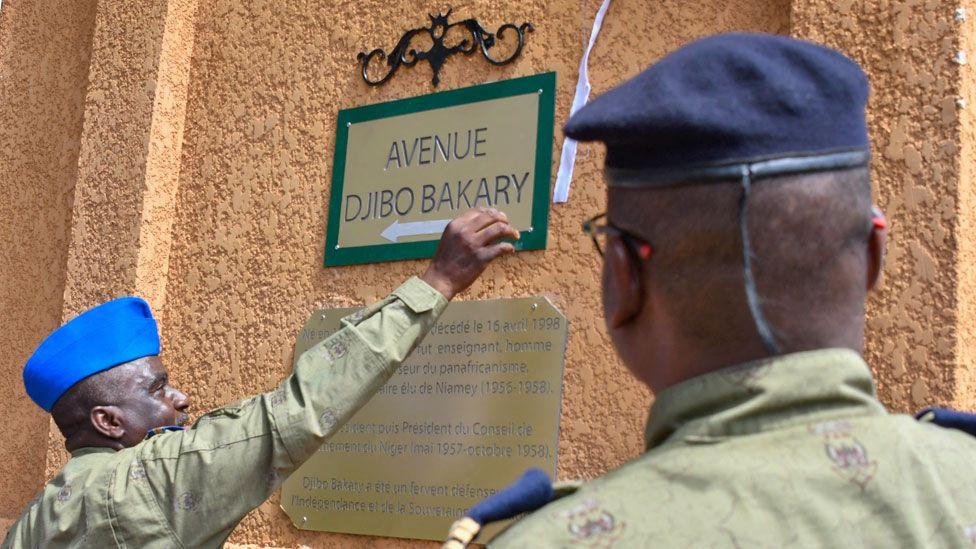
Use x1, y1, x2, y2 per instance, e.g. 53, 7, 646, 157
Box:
738, 166, 781, 355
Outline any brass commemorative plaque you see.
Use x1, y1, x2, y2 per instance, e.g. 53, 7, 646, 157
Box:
281, 297, 567, 541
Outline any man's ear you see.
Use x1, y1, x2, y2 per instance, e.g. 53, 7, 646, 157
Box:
867, 208, 887, 291
90, 406, 126, 440
605, 237, 644, 328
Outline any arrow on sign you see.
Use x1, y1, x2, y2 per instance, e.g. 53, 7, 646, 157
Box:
380, 218, 452, 243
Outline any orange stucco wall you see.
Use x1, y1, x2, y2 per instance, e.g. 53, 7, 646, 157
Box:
0, 0, 96, 523
793, 0, 974, 411
958, 0, 976, 411
2, 0, 975, 546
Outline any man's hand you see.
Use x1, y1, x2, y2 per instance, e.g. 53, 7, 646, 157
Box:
421, 208, 520, 300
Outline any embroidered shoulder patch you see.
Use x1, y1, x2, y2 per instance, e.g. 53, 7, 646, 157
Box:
553, 496, 626, 547
324, 337, 349, 361
56, 483, 72, 503
175, 490, 200, 511
320, 407, 339, 431
809, 420, 877, 491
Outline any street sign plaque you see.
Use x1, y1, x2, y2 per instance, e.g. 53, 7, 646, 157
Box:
324, 73, 556, 266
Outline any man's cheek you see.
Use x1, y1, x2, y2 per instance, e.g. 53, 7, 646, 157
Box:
159, 406, 178, 426
140, 402, 170, 429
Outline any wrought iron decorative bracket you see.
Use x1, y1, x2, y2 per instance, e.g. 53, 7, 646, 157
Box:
357, 9, 533, 87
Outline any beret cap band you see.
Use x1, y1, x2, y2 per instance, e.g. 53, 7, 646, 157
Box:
606, 148, 870, 189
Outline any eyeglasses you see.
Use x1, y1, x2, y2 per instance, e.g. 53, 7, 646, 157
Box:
582, 213, 653, 259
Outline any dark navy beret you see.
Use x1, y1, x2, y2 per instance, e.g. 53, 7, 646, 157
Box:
564, 32, 870, 175
24, 297, 160, 412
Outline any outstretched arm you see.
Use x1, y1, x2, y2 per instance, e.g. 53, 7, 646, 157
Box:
112, 208, 519, 547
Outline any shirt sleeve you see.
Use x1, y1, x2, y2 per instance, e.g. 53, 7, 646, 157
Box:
118, 277, 448, 547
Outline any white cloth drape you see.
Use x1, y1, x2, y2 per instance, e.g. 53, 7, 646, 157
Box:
552, 0, 613, 203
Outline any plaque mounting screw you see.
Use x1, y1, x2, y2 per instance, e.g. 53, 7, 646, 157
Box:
531, 302, 538, 310
525, 227, 533, 233
346, 122, 351, 127
302, 516, 307, 524
538, 88, 543, 94
335, 244, 340, 249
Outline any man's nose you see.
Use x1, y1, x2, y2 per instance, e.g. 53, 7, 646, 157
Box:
171, 388, 191, 411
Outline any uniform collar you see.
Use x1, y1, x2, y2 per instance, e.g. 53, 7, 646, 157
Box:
644, 348, 886, 451
70, 446, 117, 458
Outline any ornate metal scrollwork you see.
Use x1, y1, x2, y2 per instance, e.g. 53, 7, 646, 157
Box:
357, 9, 534, 87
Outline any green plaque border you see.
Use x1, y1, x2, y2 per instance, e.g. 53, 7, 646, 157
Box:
323, 72, 556, 267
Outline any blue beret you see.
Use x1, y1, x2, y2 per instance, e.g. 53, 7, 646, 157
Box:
24, 297, 160, 412
564, 32, 870, 175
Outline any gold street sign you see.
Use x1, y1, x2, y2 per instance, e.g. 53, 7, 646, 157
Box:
324, 73, 556, 266
281, 297, 567, 541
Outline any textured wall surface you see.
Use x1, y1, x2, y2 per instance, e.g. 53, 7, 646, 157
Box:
58, 0, 170, 315
0, 0, 96, 519
958, 0, 976, 411
793, 0, 971, 411
162, 0, 787, 545
4, 0, 976, 546
40, 0, 202, 479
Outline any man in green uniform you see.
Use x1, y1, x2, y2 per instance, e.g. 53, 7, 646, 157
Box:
4, 207, 519, 548
488, 33, 976, 547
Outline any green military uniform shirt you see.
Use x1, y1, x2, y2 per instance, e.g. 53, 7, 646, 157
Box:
3, 277, 447, 548
491, 349, 976, 547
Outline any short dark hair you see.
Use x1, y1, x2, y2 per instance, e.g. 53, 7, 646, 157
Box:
50, 368, 120, 438
611, 166, 872, 351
